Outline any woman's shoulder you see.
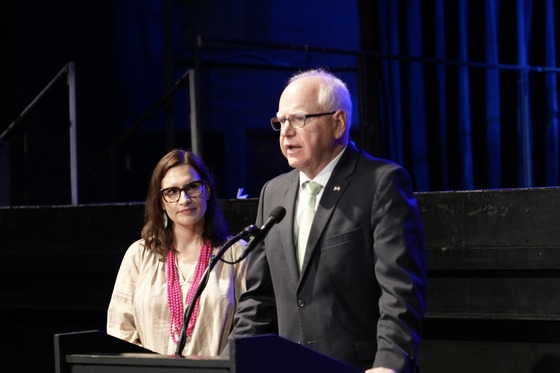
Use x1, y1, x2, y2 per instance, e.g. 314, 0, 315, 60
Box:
230, 238, 248, 252
215, 237, 247, 262
123, 239, 162, 263
124, 239, 146, 255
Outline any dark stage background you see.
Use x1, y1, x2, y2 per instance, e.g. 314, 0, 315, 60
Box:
3, 190, 560, 372
2, 1, 560, 207
2, 1, 560, 372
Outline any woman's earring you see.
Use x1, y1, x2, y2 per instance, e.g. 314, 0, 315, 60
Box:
163, 211, 168, 228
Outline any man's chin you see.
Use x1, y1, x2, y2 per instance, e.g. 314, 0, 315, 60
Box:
286, 158, 301, 170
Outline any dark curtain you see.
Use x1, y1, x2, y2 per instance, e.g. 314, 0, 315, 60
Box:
545, 0, 559, 186
372, 0, 560, 191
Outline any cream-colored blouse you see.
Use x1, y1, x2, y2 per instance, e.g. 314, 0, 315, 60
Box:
106, 238, 248, 356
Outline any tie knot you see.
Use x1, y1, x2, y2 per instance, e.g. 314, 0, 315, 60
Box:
304, 181, 322, 196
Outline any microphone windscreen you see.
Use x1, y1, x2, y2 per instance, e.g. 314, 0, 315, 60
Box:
270, 206, 286, 222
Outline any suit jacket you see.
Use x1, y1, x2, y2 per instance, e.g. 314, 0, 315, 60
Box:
230, 143, 427, 372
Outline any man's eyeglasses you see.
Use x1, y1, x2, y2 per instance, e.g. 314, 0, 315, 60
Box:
160, 180, 205, 203
270, 112, 335, 131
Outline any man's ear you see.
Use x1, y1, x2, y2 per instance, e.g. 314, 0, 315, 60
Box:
333, 110, 347, 140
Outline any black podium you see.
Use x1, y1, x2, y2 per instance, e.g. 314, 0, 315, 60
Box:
54, 330, 360, 373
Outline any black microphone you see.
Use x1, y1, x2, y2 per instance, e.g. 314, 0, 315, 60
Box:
174, 208, 285, 356
240, 206, 286, 259
174, 221, 260, 355
238, 224, 259, 239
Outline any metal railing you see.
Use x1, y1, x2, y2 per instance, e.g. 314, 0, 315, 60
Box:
1, 61, 78, 205
2, 63, 200, 206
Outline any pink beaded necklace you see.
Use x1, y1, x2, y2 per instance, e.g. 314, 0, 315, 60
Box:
166, 242, 212, 345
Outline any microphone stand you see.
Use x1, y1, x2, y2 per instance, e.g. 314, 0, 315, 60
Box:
174, 225, 257, 356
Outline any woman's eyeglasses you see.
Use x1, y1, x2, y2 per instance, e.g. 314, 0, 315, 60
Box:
160, 180, 204, 203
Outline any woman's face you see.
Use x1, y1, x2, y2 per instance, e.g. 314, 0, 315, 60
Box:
160, 164, 209, 232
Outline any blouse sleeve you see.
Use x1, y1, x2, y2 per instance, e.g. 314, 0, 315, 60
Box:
106, 240, 143, 346
223, 239, 250, 302
233, 240, 249, 300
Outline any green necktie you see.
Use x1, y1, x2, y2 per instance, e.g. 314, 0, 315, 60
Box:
296, 181, 322, 271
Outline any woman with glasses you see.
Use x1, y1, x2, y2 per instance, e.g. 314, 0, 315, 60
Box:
107, 149, 248, 356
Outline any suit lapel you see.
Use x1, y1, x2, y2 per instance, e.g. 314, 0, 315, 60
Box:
278, 171, 301, 284
299, 145, 359, 277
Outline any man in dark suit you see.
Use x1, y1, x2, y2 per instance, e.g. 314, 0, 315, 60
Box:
229, 68, 427, 373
